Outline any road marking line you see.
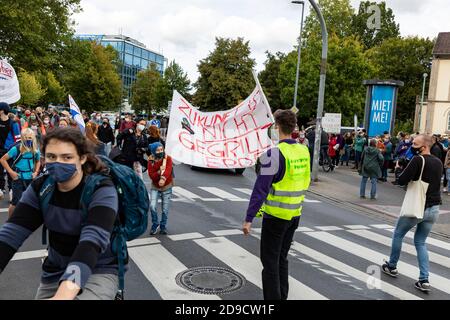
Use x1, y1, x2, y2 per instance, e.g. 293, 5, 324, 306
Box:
297, 227, 315, 232
370, 224, 394, 229
303, 199, 321, 203
233, 188, 253, 195
344, 225, 371, 230
299, 258, 320, 265
12, 249, 47, 261
210, 229, 243, 236
127, 238, 160, 247
172, 186, 221, 202
290, 241, 422, 300
128, 244, 221, 300
304, 231, 450, 295
317, 268, 348, 277
195, 236, 327, 300
0, 208, 8, 213
347, 229, 450, 269
316, 226, 344, 231
381, 228, 450, 251
168, 232, 205, 241
199, 187, 248, 202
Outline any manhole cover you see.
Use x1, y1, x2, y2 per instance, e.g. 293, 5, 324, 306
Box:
176, 266, 246, 295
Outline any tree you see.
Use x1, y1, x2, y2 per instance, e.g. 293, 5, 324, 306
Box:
193, 37, 256, 111
0, 0, 81, 72
62, 41, 122, 113
302, 0, 354, 39
278, 35, 375, 126
351, 1, 400, 50
157, 60, 191, 111
367, 36, 434, 122
18, 70, 46, 106
258, 51, 286, 110
37, 71, 66, 106
130, 63, 162, 115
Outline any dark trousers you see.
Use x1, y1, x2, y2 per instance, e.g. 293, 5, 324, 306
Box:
260, 215, 300, 300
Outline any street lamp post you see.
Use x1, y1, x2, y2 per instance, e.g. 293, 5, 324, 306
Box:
292, 1, 305, 109
308, 0, 328, 182
419, 73, 428, 133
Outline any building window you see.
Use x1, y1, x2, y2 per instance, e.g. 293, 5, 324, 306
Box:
134, 47, 142, 57
141, 59, 149, 69
125, 54, 133, 66
133, 56, 141, 68
125, 43, 133, 54
117, 41, 124, 52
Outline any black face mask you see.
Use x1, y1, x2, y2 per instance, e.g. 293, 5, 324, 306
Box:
411, 146, 424, 155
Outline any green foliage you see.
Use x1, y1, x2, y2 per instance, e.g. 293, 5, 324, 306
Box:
37, 71, 66, 106
18, 70, 46, 106
193, 37, 256, 111
367, 37, 434, 121
61, 41, 122, 113
303, 0, 354, 39
156, 60, 192, 111
0, 0, 81, 72
394, 119, 414, 135
131, 63, 162, 115
277, 35, 375, 126
258, 51, 286, 110
351, 1, 400, 50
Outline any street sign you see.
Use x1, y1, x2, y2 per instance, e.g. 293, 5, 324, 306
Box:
322, 113, 341, 134
291, 106, 299, 114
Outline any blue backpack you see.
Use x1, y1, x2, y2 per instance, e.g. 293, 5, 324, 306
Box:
39, 155, 149, 300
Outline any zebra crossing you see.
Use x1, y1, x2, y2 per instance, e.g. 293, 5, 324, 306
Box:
9, 223, 450, 300
147, 186, 322, 204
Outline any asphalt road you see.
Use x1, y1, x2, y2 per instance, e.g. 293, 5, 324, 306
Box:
0, 164, 449, 300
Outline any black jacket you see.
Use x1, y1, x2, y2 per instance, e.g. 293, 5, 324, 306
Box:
116, 129, 138, 162
98, 124, 115, 145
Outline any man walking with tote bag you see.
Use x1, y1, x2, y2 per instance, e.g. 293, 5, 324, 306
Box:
382, 135, 442, 293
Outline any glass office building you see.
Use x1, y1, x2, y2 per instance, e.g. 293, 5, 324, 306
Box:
76, 34, 166, 100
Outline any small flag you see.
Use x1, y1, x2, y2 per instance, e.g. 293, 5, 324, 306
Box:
68, 95, 85, 133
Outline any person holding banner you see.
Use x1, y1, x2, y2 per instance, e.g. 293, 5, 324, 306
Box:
242, 109, 310, 300
148, 142, 173, 235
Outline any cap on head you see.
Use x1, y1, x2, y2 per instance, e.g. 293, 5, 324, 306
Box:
0, 102, 10, 114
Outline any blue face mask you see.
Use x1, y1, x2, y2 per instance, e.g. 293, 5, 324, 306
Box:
24, 140, 33, 148
46, 162, 78, 183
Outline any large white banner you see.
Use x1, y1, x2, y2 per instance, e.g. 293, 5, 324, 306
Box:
166, 87, 274, 168
0, 60, 20, 104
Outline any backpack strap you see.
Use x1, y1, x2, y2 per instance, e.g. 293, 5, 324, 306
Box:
11, 145, 23, 169
38, 175, 55, 245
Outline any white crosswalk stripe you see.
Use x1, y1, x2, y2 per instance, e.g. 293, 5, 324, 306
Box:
347, 229, 450, 269
5, 223, 449, 300
128, 244, 221, 300
199, 187, 248, 202
304, 231, 450, 294
195, 236, 327, 300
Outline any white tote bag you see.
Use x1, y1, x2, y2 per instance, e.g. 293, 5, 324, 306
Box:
399, 156, 428, 219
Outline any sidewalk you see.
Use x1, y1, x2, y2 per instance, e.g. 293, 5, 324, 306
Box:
309, 165, 450, 238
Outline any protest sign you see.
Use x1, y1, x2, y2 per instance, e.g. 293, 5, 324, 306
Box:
0, 60, 20, 104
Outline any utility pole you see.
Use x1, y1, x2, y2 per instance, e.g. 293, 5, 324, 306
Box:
292, 1, 305, 109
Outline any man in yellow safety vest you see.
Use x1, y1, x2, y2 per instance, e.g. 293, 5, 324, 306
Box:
242, 109, 310, 300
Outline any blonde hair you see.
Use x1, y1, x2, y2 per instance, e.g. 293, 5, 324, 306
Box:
20, 128, 39, 155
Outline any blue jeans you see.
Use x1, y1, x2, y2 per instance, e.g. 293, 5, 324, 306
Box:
360, 176, 377, 198
387, 205, 440, 281
150, 188, 173, 231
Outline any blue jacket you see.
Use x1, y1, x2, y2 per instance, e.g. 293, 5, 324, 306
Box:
2, 120, 21, 151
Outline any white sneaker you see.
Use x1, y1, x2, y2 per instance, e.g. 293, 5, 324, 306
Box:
444, 188, 448, 193
0, 190, 4, 200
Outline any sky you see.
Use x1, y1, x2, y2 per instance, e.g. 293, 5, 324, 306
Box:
73, 0, 450, 83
